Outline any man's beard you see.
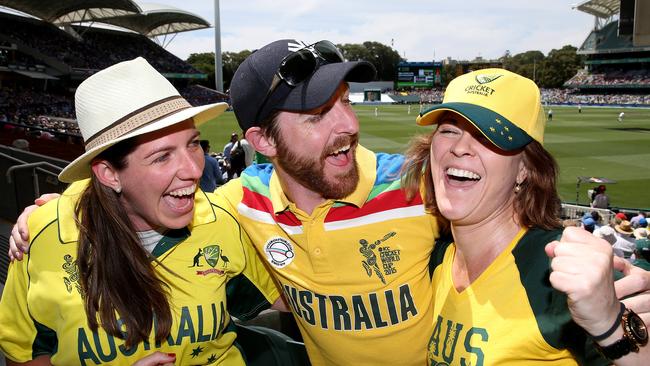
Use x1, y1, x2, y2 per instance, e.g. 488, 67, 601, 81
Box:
275, 134, 360, 200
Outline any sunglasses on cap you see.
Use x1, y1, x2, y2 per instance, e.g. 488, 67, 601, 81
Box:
254, 40, 345, 123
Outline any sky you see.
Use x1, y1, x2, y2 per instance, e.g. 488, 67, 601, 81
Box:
152, 0, 599, 62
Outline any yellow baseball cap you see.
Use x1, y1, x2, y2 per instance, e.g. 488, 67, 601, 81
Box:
416, 68, 545, 151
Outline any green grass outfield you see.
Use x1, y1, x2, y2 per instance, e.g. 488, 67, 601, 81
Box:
199, 105, 650, 210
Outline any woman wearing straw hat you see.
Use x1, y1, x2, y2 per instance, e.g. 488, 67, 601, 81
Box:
403, 69, 648, 364
0, 58, 280, 365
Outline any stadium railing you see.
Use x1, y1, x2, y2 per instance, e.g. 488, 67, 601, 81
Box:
561, 203, 615, 225
0, 145, 67, 222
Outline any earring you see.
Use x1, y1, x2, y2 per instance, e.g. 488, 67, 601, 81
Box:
113, 186, 122, 194
514, 183, 521, 194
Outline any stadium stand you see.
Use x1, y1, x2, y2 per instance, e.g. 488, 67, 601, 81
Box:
563, 1, 650, 103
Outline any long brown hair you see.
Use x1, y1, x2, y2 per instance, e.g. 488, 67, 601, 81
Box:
74, 138, 172, 347
402, 131, 561, 231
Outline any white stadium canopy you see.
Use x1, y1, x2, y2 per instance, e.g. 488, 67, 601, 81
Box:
0, 0, 210, 37
575, 0, 620, 19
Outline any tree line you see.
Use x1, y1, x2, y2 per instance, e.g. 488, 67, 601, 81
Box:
186, 42, 584, 91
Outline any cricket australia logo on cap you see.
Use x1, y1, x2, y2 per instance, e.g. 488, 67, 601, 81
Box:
475, 74, 503, 84
465, 73, 502, 96
264, 237, 295, 268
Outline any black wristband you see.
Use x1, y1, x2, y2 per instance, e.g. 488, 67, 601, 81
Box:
592, 302, 625, 342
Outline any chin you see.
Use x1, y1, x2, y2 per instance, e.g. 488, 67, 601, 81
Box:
162, 215, 193, 230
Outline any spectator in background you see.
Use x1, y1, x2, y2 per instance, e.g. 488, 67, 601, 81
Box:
591, 184, 609, 209
199, 139, 224, 192
594, 225, 618, 247
631, 211, 647, 228
582, 217, 596, 233
614, 220, 636, 260
227, 136, 246, 178
223, 132, 238, 180
633, 239, 650, 270
240, 135, 255, 168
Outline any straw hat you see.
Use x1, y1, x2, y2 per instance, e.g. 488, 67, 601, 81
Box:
634, 227, 648, 240
615, 220, 634, 235
59, 57, 228, 183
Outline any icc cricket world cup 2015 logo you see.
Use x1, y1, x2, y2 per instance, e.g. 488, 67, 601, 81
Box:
264, 237, 295, 268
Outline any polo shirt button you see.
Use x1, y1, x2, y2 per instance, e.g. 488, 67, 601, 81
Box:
314, 248, 321, 255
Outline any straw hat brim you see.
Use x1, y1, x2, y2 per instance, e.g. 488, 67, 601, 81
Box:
59, 102, 228, 183
615, 225, 633, 235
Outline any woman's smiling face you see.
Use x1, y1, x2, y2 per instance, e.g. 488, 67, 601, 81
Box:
429, 114, 527, 226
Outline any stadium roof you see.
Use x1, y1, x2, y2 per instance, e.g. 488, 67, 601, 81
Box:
0, 0, 140, 23
99, 3, 211, 37
575, 0, 620, 18
0, 0, 210, 37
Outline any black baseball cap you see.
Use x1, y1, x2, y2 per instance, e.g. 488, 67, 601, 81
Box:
230, 39, 377, 132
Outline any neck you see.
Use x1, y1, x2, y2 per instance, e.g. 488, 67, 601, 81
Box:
451, 206, 523, 291
274, 166, 325, 215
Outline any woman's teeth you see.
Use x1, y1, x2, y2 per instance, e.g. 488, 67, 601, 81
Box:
446, 167, 481, 180
168, 184, 197, 197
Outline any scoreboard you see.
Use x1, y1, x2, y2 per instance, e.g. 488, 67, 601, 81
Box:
396, 61, 443, 88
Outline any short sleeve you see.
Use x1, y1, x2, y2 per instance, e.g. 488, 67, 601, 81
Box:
0, 259, 39, 362
226, 230, 280, 321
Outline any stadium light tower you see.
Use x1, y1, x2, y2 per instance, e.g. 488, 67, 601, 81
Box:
214, 0, 224, 92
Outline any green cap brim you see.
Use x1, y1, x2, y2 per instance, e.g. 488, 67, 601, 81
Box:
417, 102, 532, 151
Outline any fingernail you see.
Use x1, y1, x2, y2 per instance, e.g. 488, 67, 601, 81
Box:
167, 353, 176, 358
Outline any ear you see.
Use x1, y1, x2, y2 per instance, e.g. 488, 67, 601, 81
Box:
516, 159, 528, 185
246, 127, 277, 158
91, 160, 121, 192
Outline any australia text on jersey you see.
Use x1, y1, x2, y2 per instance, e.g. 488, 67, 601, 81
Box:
77, 301, 227, 365
282, 283, 418, 330
427, 314, 488, 366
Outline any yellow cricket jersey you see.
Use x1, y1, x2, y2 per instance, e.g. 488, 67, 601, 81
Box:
217, 145, 440, 366
0, 180, 280, 366
427, 228, 608, 366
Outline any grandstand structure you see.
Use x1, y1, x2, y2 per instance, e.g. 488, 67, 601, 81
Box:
562, 0, 650, 105
0, 1, 230, 162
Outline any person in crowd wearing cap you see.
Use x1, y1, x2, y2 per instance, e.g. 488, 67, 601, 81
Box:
8, 40, 650, 366
592, 184, 610, 209
0, 58, 280, 366
199, 139, 224, 192
615, 220, 637, 261
223, 132, 239, 180
630, 211, 647, 228
403, 68, 648, 364
633, 239, 650, 271
583, 217, 597, 233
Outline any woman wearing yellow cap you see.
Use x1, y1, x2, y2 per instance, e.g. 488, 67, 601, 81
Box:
403, 68, 648, 365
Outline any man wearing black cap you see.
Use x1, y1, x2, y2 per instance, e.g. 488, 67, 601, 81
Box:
217, 39, 440, 366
